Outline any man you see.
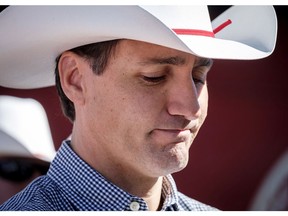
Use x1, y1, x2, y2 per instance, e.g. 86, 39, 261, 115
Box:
0, 5, 277, 211
0, 96, 55, 204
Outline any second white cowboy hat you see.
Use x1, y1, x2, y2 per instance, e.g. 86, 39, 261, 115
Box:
0, 95, 56, 162
0, 5, 277, 89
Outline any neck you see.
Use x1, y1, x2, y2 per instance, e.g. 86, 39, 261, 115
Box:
97, 163, 164, 211
70, 131, 164, 211
117, 175, 164, 211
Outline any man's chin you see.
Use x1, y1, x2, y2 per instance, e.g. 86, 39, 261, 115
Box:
160, 150, 190, 175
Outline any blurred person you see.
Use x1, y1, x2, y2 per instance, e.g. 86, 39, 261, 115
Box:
0, 96, 56, 204
0, 6, 277, 211
250, 150, 288, 211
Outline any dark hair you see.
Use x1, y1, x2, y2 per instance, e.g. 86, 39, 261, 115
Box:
55, 40, 121, 122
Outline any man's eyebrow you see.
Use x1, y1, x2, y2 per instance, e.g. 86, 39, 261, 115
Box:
139, 56, 213, 68
139, 56, 186, 66
194, 58, 213, 68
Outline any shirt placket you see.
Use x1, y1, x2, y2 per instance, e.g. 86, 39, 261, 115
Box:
124, 197, 149, 211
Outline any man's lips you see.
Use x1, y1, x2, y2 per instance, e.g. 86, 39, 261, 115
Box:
155, 129, 191, 133
154, 125, 198, 134
150, 128, 194, 144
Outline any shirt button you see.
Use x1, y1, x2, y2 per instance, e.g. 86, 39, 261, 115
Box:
130, 201, 140, 211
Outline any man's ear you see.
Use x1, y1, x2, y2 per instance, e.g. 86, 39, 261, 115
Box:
58, 51, 85, 105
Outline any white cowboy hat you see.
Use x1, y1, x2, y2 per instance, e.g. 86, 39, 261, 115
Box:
0, 5, 277, 89
0, 95, 56, 162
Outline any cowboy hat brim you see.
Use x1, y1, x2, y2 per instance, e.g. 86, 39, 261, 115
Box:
0, 5, 277, 89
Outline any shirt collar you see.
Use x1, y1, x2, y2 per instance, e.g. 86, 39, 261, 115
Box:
48, 140, 180, 211
161, 174, 179, 210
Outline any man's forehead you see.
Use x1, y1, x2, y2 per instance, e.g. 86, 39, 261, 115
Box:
118, 39, 212, 67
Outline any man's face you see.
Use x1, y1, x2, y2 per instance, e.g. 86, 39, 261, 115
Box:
78, 40, 211, 178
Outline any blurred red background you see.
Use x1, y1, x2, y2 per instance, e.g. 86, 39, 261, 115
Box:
0, 6, 287, 210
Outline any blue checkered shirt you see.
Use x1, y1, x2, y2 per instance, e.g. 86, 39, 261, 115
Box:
0, 140, 217, 211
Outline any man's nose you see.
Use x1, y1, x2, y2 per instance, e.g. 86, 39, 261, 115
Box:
166, 77, 201, 121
